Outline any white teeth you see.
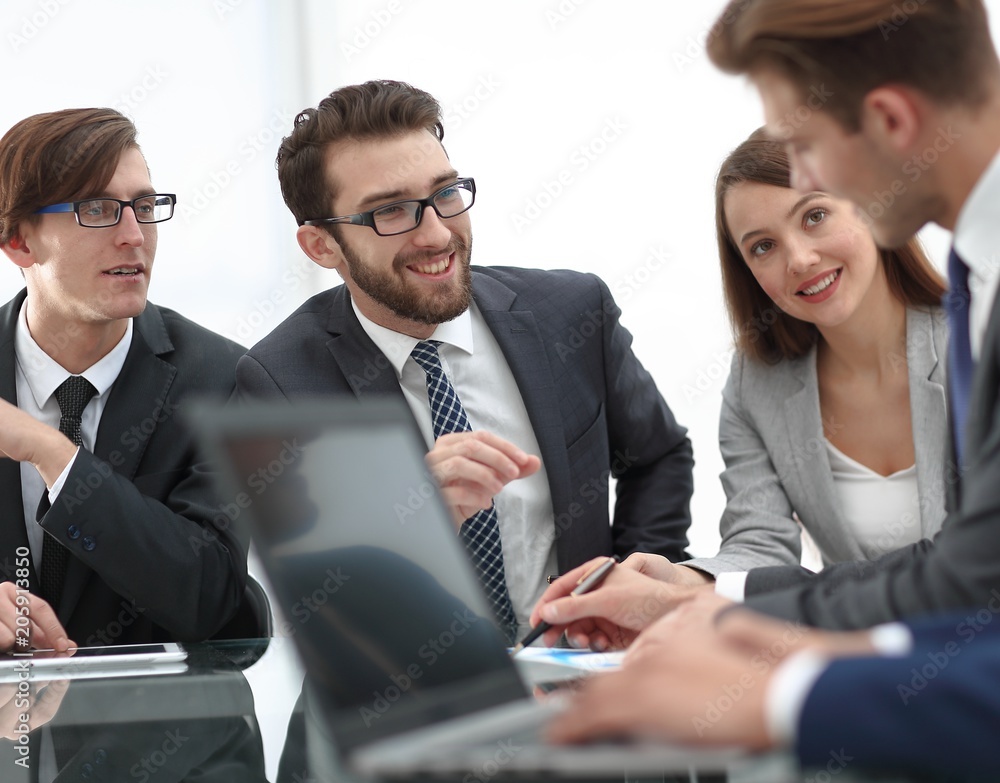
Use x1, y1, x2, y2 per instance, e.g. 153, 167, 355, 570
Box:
109, 268, 138, 275
413, 257, 449, 275
800, 271, 838, 296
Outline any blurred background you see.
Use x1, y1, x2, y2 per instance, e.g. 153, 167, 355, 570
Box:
0, 0, 976, 576
3, 0, 976, 556
6, 0, 990, 775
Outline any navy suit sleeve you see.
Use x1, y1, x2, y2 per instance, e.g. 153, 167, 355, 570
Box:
797, 612, 1000, 776
594, 276, 694, 562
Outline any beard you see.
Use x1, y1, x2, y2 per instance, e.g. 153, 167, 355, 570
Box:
341, 233, 474, 326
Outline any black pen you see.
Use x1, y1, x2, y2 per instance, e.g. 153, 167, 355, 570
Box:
510, 555, 618, 655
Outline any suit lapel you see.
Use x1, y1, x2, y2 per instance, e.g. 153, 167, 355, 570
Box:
324, 288, 408, 399
59, 306, 178, 621
472, 274, 570, 531
905, 307, 948, 535
0, 291, 33, 584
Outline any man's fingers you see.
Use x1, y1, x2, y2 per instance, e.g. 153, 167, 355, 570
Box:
26, 596, 70, 652
546, 673, 633, 744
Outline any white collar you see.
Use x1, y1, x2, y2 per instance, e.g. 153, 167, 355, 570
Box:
350, 297, 475, 380
14, 300, 133, 407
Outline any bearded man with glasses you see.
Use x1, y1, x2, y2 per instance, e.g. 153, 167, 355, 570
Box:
0, 108, 253, 653
237, 80, 695, 644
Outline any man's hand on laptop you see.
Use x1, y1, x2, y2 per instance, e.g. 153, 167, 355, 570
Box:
544, 608, 776, 750
426, 431, 540, 530
530, 557, 708, 651
0, 582, 74, 654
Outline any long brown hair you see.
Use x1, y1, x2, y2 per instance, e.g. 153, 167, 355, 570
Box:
717, 128, 946, 363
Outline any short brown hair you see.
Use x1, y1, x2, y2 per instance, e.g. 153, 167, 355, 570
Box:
717, 128, 946, 363
0, 108, 139, 245
707, 0, 1000, 130
277, 80, 445, 227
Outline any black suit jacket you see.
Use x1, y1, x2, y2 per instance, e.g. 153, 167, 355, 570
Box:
743, 286, 1000, 628
236, 266, 693, 570
0, 290, 249, 645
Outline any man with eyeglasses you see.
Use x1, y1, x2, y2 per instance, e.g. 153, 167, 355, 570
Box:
0, 108, 250, 653
236, 80, 694, 644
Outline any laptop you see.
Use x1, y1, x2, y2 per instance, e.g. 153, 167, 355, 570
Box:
192, 398, 749, 779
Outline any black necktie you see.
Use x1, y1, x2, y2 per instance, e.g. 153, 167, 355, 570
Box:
40, 376, 97, 610
944, 249, 975, 463
410, 340, 518, 643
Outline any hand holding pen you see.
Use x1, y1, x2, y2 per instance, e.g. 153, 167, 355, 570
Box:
511, 556, 618, 654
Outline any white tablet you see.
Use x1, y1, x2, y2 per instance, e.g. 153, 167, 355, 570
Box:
0, 642, 187, 682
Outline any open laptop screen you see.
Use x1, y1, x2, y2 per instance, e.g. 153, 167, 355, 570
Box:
195, 399, 528, 752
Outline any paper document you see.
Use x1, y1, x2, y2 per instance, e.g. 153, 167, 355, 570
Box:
512, 647, 625, 683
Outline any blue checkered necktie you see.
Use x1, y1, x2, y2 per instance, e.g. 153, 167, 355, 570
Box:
40, 375, 97, 610
945, 248, 976, 464
410, 340, 518, 643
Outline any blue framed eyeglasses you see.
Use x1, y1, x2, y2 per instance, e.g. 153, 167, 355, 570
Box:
35, 194, 177, 228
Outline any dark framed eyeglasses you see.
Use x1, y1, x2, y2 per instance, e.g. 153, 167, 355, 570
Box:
302, 178, 475, 237
35, 194, 177, 227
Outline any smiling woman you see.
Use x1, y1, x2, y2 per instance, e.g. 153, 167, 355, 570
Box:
679, 128, 950, 576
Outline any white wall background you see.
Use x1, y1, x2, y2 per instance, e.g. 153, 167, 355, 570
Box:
2, 0, 992, 774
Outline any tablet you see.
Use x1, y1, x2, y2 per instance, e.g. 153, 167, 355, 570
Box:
0, 642, 187, 682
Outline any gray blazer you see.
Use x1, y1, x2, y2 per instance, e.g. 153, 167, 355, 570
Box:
686, 306, 948, 575
744, 284, 1000, 628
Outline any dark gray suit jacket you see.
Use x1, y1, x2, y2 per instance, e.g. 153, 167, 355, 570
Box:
235, 266, 693, 570
0, 289, 249, 645
743, 292, 1000, 628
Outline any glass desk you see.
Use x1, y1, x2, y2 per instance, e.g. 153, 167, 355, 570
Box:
0, 638, 946, 783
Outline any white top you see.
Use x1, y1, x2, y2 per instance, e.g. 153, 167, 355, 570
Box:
351, 299, 558, 639
824, 439, 923, 559
15, 300, 132, 571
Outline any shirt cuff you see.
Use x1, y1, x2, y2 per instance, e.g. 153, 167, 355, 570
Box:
714, 571, 748, 603
869, 622, 913, 656
47, 447, 80, 501
764, 650, 830, 747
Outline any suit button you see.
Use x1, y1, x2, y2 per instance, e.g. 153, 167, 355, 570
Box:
94, 749, 107, 764
67, 525, 81, 540
81, 762, 94, 778
82, 537, 97, 551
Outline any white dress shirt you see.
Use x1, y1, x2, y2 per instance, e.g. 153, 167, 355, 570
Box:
351, 299, 558, 638
952, 147, 1000, 361
15, 301, 132, 571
